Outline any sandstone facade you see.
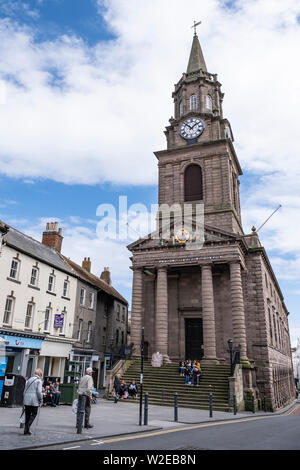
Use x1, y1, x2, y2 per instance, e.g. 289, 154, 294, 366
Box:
128, 33, 294, 411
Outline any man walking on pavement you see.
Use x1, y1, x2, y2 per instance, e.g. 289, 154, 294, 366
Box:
76, 367, 94, 434
23, 368, 43, 435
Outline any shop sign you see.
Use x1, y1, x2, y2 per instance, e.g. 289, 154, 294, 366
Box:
0, 334, 43, 350
54, 314, 64, 328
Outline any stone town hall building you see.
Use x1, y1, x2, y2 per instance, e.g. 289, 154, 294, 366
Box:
128, 32, 294, 410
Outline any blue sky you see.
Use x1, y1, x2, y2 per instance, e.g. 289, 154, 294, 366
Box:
0, 0, 299, 345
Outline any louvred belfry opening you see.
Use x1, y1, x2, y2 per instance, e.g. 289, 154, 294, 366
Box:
184, 164, 203, 201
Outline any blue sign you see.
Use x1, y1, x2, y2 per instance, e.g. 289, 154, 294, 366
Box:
0, 335, 43, 350
0, 357, 8, 400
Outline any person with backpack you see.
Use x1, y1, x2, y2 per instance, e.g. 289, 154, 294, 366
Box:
23, 369, 43, 435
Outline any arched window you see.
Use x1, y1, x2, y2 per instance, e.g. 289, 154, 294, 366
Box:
206, 95, 212, 110
179, 101, 184, 116
190, 95, 197, 111
184, 164, 203, 202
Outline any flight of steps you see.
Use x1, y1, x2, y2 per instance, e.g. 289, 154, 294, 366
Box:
114, 360, 231, 411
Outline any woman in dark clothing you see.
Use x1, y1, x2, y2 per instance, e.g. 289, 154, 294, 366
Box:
113, 374, 121, 403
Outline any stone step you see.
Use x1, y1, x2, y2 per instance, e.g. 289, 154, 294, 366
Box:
122, 377, 229, 386
109, 397, 228, 411
117, 359, 230, 412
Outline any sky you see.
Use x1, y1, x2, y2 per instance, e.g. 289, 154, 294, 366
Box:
0, 0, 299, 346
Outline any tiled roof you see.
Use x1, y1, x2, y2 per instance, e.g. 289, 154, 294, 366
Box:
2, 221, 76, 276
63, 257, 128, 305
0, 219, 128, 305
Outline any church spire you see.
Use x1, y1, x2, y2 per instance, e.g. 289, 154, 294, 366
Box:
186, 33, 207, 74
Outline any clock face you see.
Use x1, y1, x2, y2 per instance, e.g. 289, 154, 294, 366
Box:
179, 118, 205, 140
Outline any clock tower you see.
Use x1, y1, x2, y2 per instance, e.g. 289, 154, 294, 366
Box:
156, 31, 242, 234
128, 30, 294, 413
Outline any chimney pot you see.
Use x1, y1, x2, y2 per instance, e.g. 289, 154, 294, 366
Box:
42, 222, 63, 253
82, 257, 91, 272
100, 267, 111, 285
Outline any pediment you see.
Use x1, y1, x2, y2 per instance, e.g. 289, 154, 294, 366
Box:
128, 224, 239, 252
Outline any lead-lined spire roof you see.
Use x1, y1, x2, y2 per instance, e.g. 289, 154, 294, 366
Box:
187, 33, 207, 74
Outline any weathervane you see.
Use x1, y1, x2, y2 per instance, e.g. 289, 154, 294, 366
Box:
192, 20, 202, 35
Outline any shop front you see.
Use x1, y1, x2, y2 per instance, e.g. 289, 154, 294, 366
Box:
0, 329, 44, 379
38, 337, 74, 382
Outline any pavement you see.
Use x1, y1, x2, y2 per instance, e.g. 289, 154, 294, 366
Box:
0, 396, 299, 450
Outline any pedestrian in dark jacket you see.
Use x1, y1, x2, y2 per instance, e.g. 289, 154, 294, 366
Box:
128, 380, 138, 398
184, 365, 192, 385
114, 374, 121, 403
23, 369, 43, 435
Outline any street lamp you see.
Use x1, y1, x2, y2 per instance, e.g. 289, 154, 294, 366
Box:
139, 327, 145, 426
228, 339, 233, 376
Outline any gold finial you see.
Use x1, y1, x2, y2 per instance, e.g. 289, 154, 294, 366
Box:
191, 20, 202, 36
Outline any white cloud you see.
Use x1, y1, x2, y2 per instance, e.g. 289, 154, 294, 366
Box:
0, 0, 299, 187
0, 0, 299, 339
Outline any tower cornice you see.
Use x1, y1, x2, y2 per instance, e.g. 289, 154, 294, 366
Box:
154, 138, 243, 176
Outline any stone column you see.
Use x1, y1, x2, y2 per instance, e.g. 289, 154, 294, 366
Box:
230, 262, 248, 362
201, 264, 217, 361
130, 268, 143, 357
155, 267, 170, 362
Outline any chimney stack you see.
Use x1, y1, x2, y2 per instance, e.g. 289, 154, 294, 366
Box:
82, 257, 91, 272
100, 267, 111, 285
42, 222, 63, 253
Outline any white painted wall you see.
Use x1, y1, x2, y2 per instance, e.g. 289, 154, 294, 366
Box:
0, 244, 77, 339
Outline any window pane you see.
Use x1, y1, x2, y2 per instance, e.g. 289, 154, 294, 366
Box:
206, 95, 212, 110
77, 319, 83, 340
80, 289, 86, 305
48, 275, 54, 292
44, 308, 51, 331
63, 281, 69, 297
3, 298, 13, 324
179, 101, 183, 116
30, 267, 38, 286
10, 260, 19, 279
87, 322, 92, 342
190, 95, 197, 110
25, 304, 34, 328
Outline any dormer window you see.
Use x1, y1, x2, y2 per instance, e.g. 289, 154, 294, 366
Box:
190, 95, 197, 111
206, 95, 212, 110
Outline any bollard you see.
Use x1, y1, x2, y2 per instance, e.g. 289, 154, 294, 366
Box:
209, 392, 213, 418
228, 390, 231, 411
76, 395, 85, 434
252, 394, 255, 414
233, 394, 237, 415
144, 393, 149, 425
263, 396, 267, 412
174, 392, 178, 422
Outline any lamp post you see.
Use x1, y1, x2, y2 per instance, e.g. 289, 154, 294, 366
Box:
139, 327, 145, 426
228, 339, 233, 376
